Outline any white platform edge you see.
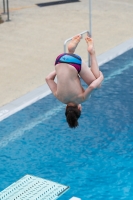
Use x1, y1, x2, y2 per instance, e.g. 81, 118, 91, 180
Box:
0, 174, 70, 200
0, 38, 133, 122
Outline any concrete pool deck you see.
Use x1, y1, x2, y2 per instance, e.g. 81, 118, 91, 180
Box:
0, 0, 133, 108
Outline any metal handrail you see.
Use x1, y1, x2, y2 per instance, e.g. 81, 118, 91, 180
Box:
3, 0, 6, 14
64, 30, 91, 67
89, 0, 92, 36
2, 0, 10, 21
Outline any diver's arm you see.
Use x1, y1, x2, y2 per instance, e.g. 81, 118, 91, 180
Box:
83, 71, 104, 100
45, 71, 57, 95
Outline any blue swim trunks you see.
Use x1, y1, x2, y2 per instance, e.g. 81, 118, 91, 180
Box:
55, 53, 82, 73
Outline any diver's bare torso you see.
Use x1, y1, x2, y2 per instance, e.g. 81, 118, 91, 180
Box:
55, 63, 84, 104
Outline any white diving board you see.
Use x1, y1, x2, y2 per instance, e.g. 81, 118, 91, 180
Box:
0, 174, 69, 200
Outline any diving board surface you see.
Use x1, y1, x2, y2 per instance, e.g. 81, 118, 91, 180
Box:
0, 174, 69, 200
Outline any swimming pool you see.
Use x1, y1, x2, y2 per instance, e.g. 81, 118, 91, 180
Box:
0, 46, 133, 199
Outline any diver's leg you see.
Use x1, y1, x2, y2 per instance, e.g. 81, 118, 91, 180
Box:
67, 35, 81, 54
80, 36, 101, 86
79, 60, 96, 85
85, 36, 100, 79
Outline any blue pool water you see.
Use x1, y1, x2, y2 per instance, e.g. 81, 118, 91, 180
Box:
0, 49, 133, 199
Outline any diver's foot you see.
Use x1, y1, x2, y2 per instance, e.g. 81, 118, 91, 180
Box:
85, 36, 95, 55
68, 35, 81, 54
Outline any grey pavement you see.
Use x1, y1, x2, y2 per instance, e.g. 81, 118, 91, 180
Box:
0, 0, 133, 107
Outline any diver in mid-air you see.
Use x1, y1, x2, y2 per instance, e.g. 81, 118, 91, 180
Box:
46, 35, 104, 128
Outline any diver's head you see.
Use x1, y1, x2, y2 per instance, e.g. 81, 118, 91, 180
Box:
65, 104, 81, 128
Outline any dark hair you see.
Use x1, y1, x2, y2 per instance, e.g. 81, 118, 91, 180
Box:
65, 105, 81, 128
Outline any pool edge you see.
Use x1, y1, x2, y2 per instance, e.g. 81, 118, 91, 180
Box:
0, 38, 133, 121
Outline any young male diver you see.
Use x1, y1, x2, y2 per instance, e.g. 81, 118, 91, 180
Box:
46, 35, 104, 128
